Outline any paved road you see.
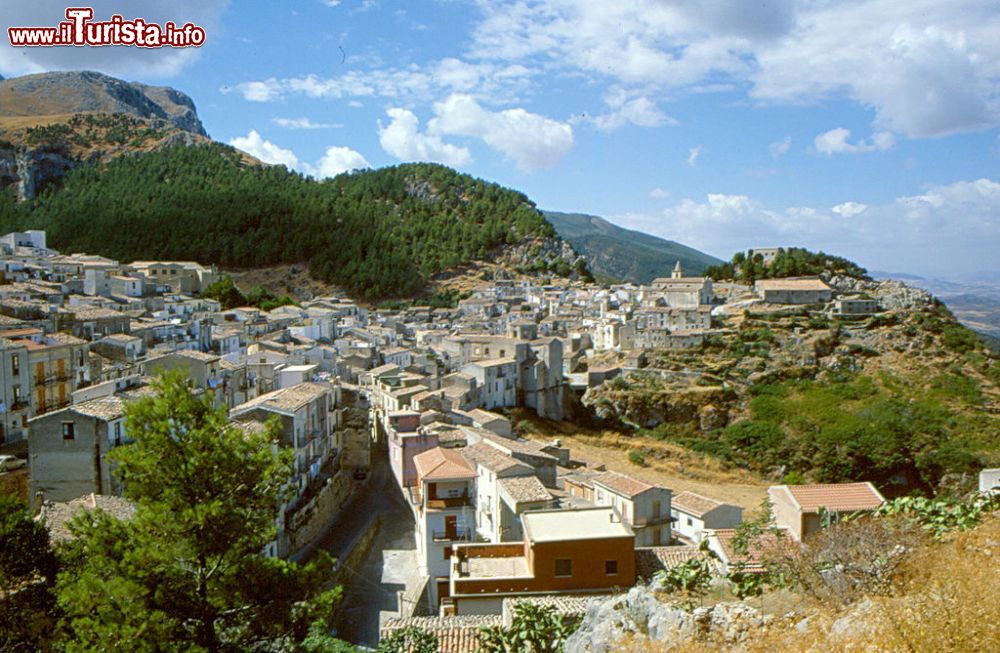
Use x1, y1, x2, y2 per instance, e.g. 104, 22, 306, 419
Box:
333, 460, 422, 647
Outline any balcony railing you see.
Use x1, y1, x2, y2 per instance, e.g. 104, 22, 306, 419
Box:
432, 527, 474, 542
631, 514, 674, 527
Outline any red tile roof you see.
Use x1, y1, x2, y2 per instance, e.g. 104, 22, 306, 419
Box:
779, 482, 886, 513
414, 447, 476, 481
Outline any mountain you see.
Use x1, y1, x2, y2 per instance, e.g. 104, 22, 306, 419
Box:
0, 71, 215, 201
0, 143, 582, 300
0, 70, 206, 135
544, 210, 722, 283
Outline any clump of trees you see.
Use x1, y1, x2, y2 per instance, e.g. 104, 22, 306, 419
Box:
704, 248, 869, 283
201, 275, 297, 311
0, 372, 349, 652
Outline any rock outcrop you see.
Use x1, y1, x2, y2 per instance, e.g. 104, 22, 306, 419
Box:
0, 70, 207, 135
565, 585, 771, 653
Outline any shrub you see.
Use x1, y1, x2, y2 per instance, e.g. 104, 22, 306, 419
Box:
628, 450, 647, 467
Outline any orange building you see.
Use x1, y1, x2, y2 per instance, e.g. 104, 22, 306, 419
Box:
445, 506, 635, 615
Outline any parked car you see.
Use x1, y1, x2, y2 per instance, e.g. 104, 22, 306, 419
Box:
0, 455, 26, 472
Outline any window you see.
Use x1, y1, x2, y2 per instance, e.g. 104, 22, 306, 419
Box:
605, 560, 618, 575
12, 386, 20, 403
687, 517, 693, 527
62, 422, 75, 440
114, 422, 122, 445
10, 355, 18, 376
554, 558, 572, 577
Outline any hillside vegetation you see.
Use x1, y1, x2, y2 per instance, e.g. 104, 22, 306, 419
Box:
705, 248, 870, 282
586, 296, 999, 494
545, 211, 722, 283
0, 143, 564, 299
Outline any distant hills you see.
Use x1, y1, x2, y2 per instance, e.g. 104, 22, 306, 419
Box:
544, 210, 722, 284
873, 271, 1000, 340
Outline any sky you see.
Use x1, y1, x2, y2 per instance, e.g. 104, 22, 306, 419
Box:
1, 1, 998, 280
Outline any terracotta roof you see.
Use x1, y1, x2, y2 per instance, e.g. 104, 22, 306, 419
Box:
38, 494, 136, 543
72, 396, 127, 421
414, 447, 476, 481
672, 491, 724, 517
778, 482, 886, 513
499, 475, 552, 505
635, 545, 722, 580
461, 442, 532, 476
380, 615, 499, 653
594, 470, 656, 498
755, 278, 832, 292
502, 595, 600, 620
708, 528, 795, 574
232, 382, 330, 415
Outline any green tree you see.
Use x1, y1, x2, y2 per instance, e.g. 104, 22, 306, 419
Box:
200, 275, 247, 310
55, 371, 340, 652
375, 626, 438, 653
478, 603, 577, 652
0, 495, 60, 652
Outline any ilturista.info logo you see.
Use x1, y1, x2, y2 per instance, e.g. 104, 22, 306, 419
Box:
8, 7, 206, 48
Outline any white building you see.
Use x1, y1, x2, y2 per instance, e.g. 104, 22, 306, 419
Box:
593, 471, 672, 546
411, 446, 477, 607
670, 491, 743, 543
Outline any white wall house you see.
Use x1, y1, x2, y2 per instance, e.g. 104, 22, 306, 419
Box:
670, 491, 743, 544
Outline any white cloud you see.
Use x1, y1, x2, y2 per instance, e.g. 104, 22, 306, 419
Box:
832, 201, 869, 217
321, 1, 341, 6
273, 117, 342, 130
588, 89, 675, 131
235, 80, 282, 103
467, 1, 1000, 138
686, 145, 703, 166
228, 59, 534, 105
428, 94, 573, 171
649, 187, 670, 199
815, 128, 895, 155
229, 130, 300, 169
611, 177, 1000, 278
0, 1, 227, 78
769, 136, 791, 158
228, 130, 368, 178
311, 146, 370, 177
378, 108, 472, 166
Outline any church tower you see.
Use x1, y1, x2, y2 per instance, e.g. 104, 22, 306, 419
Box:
671, 260, 684, 279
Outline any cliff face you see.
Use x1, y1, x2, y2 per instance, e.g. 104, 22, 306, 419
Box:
0, 70, 206, 136
0, 113, 209, 200
0, 70, 211, 200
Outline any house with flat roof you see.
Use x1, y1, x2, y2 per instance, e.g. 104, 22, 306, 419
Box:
446, 506, 635, 616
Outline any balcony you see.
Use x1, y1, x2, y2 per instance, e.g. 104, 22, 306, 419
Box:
432, 526, 475, 542
426, 490, 472, 510
631, 514, 674, 527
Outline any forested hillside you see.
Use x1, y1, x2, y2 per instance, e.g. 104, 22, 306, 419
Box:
0, 143, 561, 299
545, 210, 722, 283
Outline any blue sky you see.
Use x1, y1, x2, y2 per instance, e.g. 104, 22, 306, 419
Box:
1, 1, 998, 280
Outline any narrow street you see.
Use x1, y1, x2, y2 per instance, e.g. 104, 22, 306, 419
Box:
332, 456, 423, 647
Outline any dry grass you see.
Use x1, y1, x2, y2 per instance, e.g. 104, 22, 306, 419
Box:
619, 515, 1000, 653
517, 411, 768, 511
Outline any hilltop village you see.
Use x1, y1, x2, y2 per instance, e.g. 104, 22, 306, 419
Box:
0, 230, 995, 650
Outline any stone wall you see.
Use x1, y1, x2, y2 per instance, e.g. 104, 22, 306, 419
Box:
287, 469, 354, 553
